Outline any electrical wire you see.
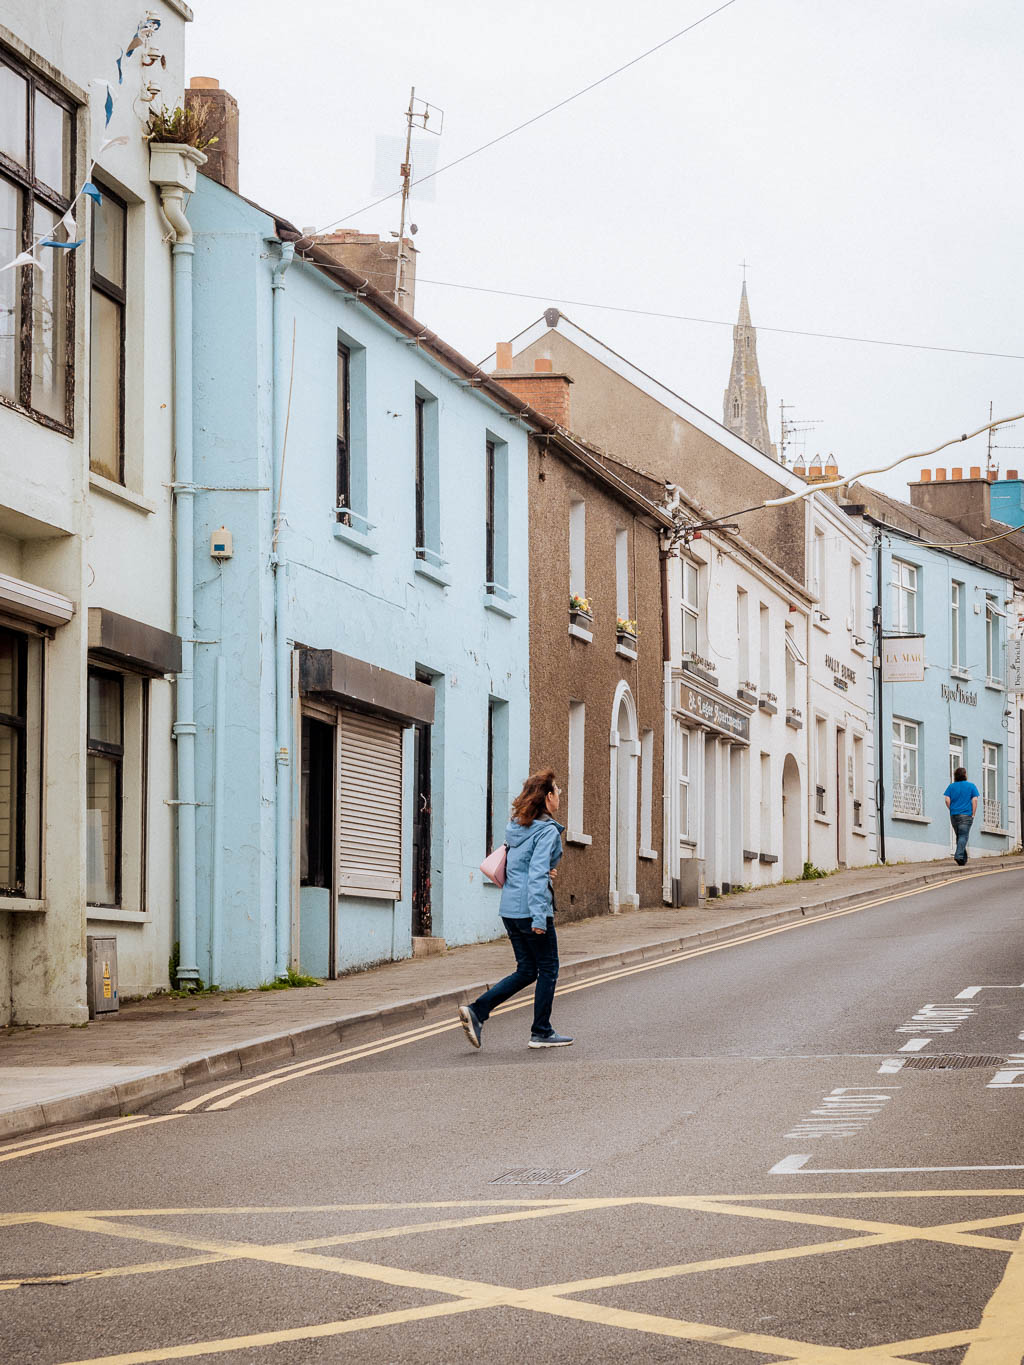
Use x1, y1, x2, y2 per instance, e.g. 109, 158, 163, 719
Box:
417, 277, 1024, 363
315, 0, 739, 234
915, 524, 1024, 551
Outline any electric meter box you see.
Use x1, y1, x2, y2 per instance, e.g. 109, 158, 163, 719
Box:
86, 935, 119, 1018
210, 526, 233, 559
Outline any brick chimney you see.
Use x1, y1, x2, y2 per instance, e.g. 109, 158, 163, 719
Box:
185, 78, 239, 192
491, 349, 573, 427
908, 467, 991, 537
308, 230, 418, 314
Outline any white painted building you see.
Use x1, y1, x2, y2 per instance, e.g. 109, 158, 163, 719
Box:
662, 493, 812, 897
803, 485, 877, 872
0, 1, 189, 1022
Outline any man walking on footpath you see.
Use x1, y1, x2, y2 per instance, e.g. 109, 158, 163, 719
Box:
944, 765, 980, 866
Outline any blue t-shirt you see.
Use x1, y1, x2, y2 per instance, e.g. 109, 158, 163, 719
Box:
944, 780, 979, 815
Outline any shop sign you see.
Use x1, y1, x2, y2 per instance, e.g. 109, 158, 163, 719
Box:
825, 653, 857, 691
677, 681, 750, 742
882, 636, 925, 683
941, 681, 978, 707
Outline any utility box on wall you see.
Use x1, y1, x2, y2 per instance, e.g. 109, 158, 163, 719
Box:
674, 859, 706, 908
86, 935, 119, 1018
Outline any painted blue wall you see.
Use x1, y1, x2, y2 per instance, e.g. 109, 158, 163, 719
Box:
991, 478, 1024, 529
188, 175, 530, 985
872, 529, 1013, 862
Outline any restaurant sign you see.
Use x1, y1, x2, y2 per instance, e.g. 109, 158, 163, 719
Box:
676, 679, 750, 742
882, 635, 925, 684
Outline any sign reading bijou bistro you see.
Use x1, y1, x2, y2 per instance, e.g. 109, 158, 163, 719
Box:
882, 636, 925, 684
677, 681, 750, 742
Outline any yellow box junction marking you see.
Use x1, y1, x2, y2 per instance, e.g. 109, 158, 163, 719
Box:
0, 1191, 1017, 1364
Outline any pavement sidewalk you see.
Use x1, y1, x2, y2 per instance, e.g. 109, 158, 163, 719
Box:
2, 852, 1021, 1141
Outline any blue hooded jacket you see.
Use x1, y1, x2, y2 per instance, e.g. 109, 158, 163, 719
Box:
498, 814, 564, 930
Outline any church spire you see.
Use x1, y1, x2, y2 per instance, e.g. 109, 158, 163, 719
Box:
723, 278, 777, 460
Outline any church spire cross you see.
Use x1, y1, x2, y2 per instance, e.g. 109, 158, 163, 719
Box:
722, 277, 777, 460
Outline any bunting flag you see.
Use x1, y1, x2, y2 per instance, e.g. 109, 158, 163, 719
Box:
116, 50, 124, 84
0, 251, 42, 273
97, 136, 129, 158
39, 237, 85, 249
81, 182, 103, 205
104, 85, 114, 125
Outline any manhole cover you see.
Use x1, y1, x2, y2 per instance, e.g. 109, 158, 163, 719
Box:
489, 1168, 589, 1186
902, 1054, 1005, 1070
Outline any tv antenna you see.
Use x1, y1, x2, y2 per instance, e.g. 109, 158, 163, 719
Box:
986, 398, 1021, 470
394, 86, 443, 306
778, 399, 821, 467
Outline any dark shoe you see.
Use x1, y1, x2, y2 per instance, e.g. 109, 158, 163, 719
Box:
459, 1004, 482, 1048
529, 1031, 573, 1048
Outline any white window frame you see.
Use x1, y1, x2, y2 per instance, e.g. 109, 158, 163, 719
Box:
681, 559, 698, 657
982, 742, 998, 804
812, 527, 826, 600
615, 528, 629, 622
950, 581, 963, 670
892, 717, 920, 789
759, 602, 770, 689
678, 728, 691, 842
891, 559, 918, 634
949, 733, 965, 784
985, 596, 1003, 684
569, 499, 586, 601
815, 715, 828, 816
639, 728, 655, 857
567, 700, 587, 841
736, 587, 749, 680
850, 558, 863, 635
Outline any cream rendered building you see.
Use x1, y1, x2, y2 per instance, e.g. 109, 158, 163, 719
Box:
0, 1, 189, 1022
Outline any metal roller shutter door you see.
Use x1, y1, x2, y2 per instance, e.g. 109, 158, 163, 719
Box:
337, 710, 403, 897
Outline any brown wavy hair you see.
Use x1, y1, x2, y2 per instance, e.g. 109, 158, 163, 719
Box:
511, 769, 557, 826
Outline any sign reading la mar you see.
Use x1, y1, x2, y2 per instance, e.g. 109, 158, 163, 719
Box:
882, 635, 925, 683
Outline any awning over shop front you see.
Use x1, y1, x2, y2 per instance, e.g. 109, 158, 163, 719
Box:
88, 607, 182, 677
299, 648, 435, 727
0, 571, 74, 630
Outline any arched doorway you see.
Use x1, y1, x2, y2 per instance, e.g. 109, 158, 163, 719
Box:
782, 752, 802, 881
609, 682, 639, 911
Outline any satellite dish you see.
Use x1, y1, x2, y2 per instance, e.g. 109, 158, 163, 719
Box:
409, 223, 418, 235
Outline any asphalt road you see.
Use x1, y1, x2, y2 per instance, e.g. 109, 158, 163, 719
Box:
3, 863, 1024, 1364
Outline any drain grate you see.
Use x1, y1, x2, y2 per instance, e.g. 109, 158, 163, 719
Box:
902, 1054, 1005, 1071
489, 1168, 589, 1186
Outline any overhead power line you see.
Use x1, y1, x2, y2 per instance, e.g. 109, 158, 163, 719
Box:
415, 276, 1024, 363
315, 0, 739, 234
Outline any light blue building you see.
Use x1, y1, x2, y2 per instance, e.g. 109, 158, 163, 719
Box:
183, 174, 531, 985
990, 474, 1024, 529
849, 486, 1016, 863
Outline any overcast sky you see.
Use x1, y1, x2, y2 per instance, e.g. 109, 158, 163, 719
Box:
187, 1, 1023, 498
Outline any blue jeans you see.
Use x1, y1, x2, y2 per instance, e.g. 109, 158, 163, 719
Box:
471, 916, 559, 1036
951, 812, 973, 864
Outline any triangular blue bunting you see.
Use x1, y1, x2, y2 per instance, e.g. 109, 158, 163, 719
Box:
104, 87, 113, 125
81, 182, 103, 205
40, 238, 85, 250
116, 51, 124, 84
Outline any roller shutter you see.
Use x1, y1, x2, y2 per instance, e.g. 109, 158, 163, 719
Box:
337, 709, 403, 898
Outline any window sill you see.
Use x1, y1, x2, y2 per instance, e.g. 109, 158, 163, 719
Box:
87, 907, 150, 923
853, 826, 868, 837
680, 837, 697, 849
615, 641, 638, 660
639, 847, 658, 861
568, 623, 593, 643
758, 699, 778, 715
333, 522, 379, 556
981, 826, 1009, 836
758, 852, 779, 865
483, 593, 517, 620
812, 619, 831, 635
566, 830, 592, 846
413, 557, 451, 588
0, 897, 45, 913
892, 813, 931, 824
813, 814, 832, 826
950, 668, 971, 681
89, 472, 157, 516
985, 679, 1005, 692
743, 849, 758, 861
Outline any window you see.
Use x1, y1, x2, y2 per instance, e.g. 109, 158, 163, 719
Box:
736, 588, 749, 680
87, 669, 124, 907
568, 700, 585, 836
336, 343, 350, 523
0, 629, 26, 894
615, 528, 629, 621
484, 697, 509, 855
0, 50, 75, 428
785, 624, 797, 711
759, 603, 770, 688
812, 528, 826, 600
891, 559, 918, 633
815, 716, 828, 815
948, 734, 965, 785
892, 717, 920, 814
850, 559, 863, 636
569, 499, 586, 600
678, 728, 691, 840
681, 560, 698, 656
950, 581, 963, 669
732, 398, 739, 418
985, 595, 1002, 683
88, 186, 126, 481
413, 387, 440, 562
640, 728, 654, 852
300, 716, 334, 888
337, 710, 403, 897
853, 735, 865, 828
484, 435, 509, 593
759, 752, 771, 848
982, 742, 999, 826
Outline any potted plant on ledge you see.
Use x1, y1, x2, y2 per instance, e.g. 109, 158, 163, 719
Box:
616, 617, 638, 642
146, 103, 216, 191
569, 594, 592, 626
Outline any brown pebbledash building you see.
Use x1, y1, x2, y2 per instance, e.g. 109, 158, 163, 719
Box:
494, 346, 672, 920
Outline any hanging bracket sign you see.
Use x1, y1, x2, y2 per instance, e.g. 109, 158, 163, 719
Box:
882, 635, 925, 683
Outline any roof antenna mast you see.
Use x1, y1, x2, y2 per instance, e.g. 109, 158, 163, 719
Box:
393, 86, 443, 307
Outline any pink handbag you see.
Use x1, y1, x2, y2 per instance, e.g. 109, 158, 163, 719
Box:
480, 844, 507, 887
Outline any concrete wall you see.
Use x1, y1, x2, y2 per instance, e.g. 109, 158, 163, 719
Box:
0, 1, 185, 1020
189, 173, 531, 984
526, 436, 664, 920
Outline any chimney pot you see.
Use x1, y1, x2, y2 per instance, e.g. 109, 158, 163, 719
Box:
936, 467, 947, 481
970, 466, 981, 479
1008, 469, 1019, 480
987, 469, 997, 481
919, 469, 931, 482
533, 356, 553, 373
189, 76, 220, 89
809, 464, 822, 478
495, 342, 513, 370
952, 467, 963, 480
